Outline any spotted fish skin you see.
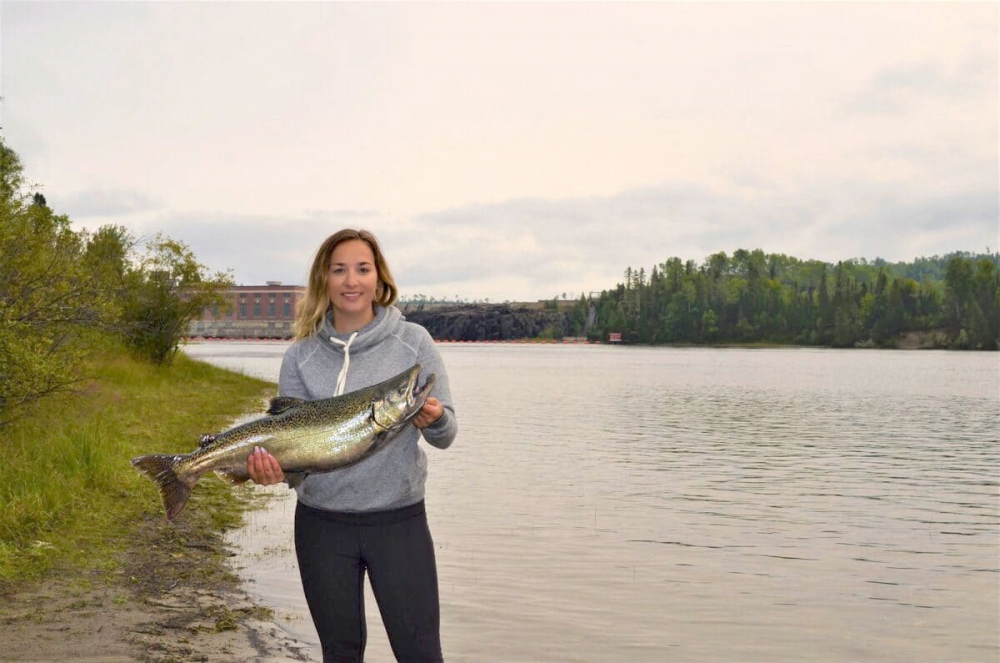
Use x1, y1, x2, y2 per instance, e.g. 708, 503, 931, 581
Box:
131, 364, 435, 520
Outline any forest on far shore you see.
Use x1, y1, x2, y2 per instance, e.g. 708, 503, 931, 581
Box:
546, 249, 998, 350
404, 250, 998, 350
584, 249, 999, 349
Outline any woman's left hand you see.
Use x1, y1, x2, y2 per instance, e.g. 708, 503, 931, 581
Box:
412, 397, 444, 429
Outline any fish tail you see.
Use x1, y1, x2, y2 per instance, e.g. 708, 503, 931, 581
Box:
131, 454, 194, 521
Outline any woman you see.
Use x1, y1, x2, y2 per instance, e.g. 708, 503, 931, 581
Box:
246, 229, 457, 663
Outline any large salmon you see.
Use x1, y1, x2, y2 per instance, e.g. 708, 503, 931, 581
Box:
132, 364, 435, 520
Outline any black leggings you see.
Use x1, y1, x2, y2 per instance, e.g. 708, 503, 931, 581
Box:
294, 500, 443, 663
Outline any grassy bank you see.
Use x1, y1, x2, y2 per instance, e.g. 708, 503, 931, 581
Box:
0, 347, 274, 583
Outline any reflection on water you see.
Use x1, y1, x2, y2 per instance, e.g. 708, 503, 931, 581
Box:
184, 341, 1000, 662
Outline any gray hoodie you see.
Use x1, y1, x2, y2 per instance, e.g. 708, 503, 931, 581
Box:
278, 305, 457, 512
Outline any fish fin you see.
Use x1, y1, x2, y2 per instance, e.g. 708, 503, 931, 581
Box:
131, 454, 194, 521
198, 434, 216, 448
267, 396, 306, 415
284, 471, 307, 489
214, 466, 250, 485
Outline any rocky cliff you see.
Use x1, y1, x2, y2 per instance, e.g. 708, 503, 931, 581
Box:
400, 304, 568, 341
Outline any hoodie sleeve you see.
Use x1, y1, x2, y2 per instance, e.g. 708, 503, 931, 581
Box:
415, 328, 458, 449
278, 343, 309, 400
277, 343, 309, 488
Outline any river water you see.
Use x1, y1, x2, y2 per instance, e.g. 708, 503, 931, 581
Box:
182, 341, 1000, 662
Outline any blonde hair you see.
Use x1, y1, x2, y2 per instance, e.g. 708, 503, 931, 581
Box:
293, 229, 398, 340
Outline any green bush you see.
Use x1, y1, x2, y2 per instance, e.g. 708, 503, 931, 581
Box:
0, 142, 118, 422
120, 235, 231, 365
0, 138, 232, 426
537, 324, 563, 340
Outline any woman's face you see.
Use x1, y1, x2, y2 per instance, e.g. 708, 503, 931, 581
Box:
326, 239, 378, 323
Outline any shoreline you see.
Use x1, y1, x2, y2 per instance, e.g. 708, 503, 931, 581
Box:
184, 336, 971, 350
1, 489, 313, 662
0, 351, 316, 662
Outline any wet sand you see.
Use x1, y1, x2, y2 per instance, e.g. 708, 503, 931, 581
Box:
0, 503, 312, 663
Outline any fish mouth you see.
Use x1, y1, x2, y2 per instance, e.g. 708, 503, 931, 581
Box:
409, 373, 436, 410
404, 364, 436, 416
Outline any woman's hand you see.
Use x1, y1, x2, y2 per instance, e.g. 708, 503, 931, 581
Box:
412, 397, 444, 429
247, 446, 286, 485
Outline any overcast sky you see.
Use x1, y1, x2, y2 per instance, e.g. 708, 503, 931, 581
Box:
2, 2, 997, 301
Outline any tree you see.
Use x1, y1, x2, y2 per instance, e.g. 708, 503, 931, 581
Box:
969, 259, 1000, 349
810, 266, 840, 344
121, 235, 232, 365
585, 247, 993, 349
944, 256, 975, 327
0, 143, 120, 421
702, 309, 719, 342
0, 139, 25, 200
569, 294, 588, 336
0, 138, 241, 425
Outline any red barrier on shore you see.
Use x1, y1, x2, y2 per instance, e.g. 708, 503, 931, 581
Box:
184, 336, 293, 342
430, 338, 598, 345
186, 337, 603, 346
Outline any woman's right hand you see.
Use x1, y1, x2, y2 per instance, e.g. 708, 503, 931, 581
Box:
247, 446, 286, 485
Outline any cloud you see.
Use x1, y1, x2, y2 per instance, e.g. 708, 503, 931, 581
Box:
1, 110, 49, 166
818, 186, 999, 259
302, 209, 381, 220
70, 169, 996, 303
129, 212, 351, 285
382, 177, 998, 299
845, 55, 994, 115
55, 187, 161, 218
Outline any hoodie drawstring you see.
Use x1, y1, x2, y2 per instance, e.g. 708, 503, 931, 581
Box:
330, 331, 358, 396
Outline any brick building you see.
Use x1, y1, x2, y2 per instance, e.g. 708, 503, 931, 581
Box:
188, 282, 307, 339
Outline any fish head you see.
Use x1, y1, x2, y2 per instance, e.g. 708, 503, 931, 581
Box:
372, 363, 437, 432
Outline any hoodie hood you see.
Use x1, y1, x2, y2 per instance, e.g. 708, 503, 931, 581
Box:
319, 305, 404, 357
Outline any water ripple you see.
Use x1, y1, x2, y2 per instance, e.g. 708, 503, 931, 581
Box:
185, 343, 1000, 662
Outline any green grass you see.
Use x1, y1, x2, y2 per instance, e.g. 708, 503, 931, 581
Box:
0, 347, 274, 582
